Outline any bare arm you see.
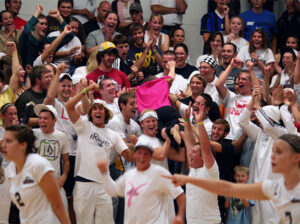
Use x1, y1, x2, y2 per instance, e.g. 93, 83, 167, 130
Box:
174, 193, 186, 224
176, 0, 188, 14
7, 42, 20, 93
294, 51, 300, 84
58, 153, 70, 188
40, 171, 70, 223
151, 4, 178, 15
164, 175, 269, 201
44, 63, 66, 105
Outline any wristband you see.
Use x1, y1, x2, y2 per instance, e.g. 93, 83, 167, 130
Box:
184, 118, 190, 121
129, 145, 135, 151
82, 88, 87, 95
152, 50, 158, 54
197, 121, 204, 126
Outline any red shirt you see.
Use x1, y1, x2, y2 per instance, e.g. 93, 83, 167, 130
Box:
86, 68, 131, 99
14, 17, 27, 30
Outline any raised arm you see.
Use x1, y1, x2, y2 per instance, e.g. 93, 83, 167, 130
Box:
66, 82, 99, 123
294, 51, 300, 85
44, 63, 66, 105
216, 58, 242, 99
6, 42, 21, 94
194, 102, 215, 169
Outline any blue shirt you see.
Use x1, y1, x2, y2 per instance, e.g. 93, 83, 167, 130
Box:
201, 11, 225, 35
239, 9, 277, 47
226, 197, 255, 224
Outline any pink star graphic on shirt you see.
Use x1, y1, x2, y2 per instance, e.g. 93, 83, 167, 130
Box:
126, 182, 147, 207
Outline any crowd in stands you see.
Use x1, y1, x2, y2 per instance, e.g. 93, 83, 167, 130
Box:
0, 0, 300, 223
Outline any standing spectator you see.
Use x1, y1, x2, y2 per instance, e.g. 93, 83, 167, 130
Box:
169, 27, 191, 64
208, 0, 240, 16
85, 11, 120, 55
4, 0, 26, 30
128, 23, 162, 79
223, 16, 248, 52
47, 0, 74, 34
0, 10, 21, 55
86, 41, 131, 99
276, 0, 300, 53
71, 0, 96, 24
239, 0, 277, 53
237, 28, 274, 82
83, 1, 111, 36
150, 0, 188, 35
201, 0, 230, 43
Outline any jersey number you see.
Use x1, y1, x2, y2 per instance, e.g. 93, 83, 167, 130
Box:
285, 211, 293, 224
15, 192, 25, 207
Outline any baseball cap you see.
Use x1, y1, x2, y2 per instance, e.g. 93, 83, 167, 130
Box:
59, 73, 72, 82
90, 99, 114, 120
34, 104, 58, 119
99, 41, 118, 55
130, 2, 143, 13
135, 139, 153, 154
72, 73, 86, 85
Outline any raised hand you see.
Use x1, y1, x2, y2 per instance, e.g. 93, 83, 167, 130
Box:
63, 25, 72, 35
48, 9, 60, 19
56, 63, 67, 75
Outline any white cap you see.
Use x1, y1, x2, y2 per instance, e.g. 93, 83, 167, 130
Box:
262, 105, 280, 123
34, 104, 58, 119
91, 99, 114, 120
72, 73, 86, 85
59, 73, 72, 82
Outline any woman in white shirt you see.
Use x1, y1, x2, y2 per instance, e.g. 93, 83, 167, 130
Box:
223, 16, 248, 52
2, 125, 70, 224
165, 133, 300, 224
144, 13, 170, 53
237, 28, 275, 81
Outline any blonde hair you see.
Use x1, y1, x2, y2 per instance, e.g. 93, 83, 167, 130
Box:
234, 165, 249, 175
87, 50, 99, 74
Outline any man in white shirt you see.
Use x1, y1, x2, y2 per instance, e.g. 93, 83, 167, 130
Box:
97, 141, 186, 224
156, 50, 188, 95
33, 104, 70, 209
181, 102, 221, 223
216, 58, 252, 140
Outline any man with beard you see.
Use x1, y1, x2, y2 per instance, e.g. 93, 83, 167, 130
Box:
128, 23, 162, 79
216, 57, 252, 140
215, 43, 240, 92
4, 0, 26, 29
86, 41, 131, 99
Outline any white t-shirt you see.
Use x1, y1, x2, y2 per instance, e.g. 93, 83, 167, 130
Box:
52, 98, 78, 156
237, 45, 274, 81
48, 31, 82, 67
223, 91, 252, 140
150, 0, 184, 26
103, 164, 183, 224
5, 154, 59, 224
72, 0, 97, 24
223, 35, 248, 52
73, 117, 127, 182
155, 72, 188, 95
262, 177, 300, 224
106, 98, 121, 116
270, 69, 291, 88
33, 129, 69, 178
187, 161, 221, 224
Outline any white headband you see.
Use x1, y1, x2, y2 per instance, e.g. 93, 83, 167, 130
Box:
139, 111, 158, 122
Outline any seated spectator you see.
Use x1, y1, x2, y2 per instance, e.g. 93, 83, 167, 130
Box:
174, 43, 198, 80
239, 0, 277, 53
201, 0, 230, 43
276, 0, 300, 53
19, 5, 74, 68
145, 13, 170, 53
112, 34, 143, 86
83, 1, 111, 36
237, 28, 274, 82
223, 16, 248, 52
71, 0, 97, 24
86, 41, 131, 99
196, 31, 224, 68
0, 10, 21, 56
4, 0, 26, 30
216, 43, 240, 92
128, 23, 162, 79
85, 11, 120, 55
169, 26, 191, 64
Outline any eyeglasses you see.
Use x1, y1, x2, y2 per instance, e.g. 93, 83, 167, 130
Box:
198, 66, 211, 70
97, 75, 106, 85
